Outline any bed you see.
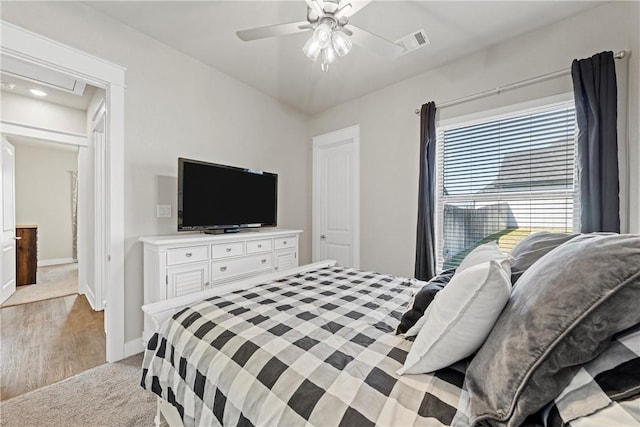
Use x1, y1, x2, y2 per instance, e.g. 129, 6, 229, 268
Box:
142, 235, 640, 427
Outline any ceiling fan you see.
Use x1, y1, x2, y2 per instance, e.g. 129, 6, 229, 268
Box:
236, 0, 405, 71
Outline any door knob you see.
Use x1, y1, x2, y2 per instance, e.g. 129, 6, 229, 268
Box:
13, 236, 22, 240
320, 235, 326, 240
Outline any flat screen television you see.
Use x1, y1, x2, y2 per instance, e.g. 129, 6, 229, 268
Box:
178, 158, 277, 232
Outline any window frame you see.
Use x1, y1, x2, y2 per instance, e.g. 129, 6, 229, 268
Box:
434, 93, 578, 271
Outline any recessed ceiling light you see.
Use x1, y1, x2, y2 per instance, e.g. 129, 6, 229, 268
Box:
1, 81, 16, 90
29, 88, 48, 97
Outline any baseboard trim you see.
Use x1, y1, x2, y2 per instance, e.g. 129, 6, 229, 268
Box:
38, 258, 76, 267
82, 284, 97, 310
125, 338, 144, 357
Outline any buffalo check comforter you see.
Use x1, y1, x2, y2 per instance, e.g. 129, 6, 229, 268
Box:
141, 266, 640, 427
141, 267, 466, 426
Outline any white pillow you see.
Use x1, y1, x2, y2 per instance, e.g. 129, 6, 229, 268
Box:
397, 259, 511, 375
457, 241, 506, 273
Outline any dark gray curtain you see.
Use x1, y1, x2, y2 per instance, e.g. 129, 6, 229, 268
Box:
414, 102, 437, 281
571, 51, 620, 233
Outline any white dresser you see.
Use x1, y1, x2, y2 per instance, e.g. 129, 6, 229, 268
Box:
140, 229, 302, 341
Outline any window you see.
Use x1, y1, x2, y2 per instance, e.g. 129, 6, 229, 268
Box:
436, 101, 578, 270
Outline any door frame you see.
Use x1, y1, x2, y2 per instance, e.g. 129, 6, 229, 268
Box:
0, 21, 127, 362
312, 125, 360, 268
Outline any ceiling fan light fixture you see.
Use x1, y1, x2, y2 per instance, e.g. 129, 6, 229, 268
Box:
303, 36, 322, 61
331, 30, 352, 57
313, 21, 333, 48
323, 44, 338, 65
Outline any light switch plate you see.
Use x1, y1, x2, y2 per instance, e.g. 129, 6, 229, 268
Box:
157, 205, 172, 218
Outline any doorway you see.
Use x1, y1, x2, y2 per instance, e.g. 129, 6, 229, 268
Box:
1, 21, 126, 362
3, 136, 81, 307
312, 125, 360, 268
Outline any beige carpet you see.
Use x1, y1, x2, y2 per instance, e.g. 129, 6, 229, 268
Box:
0, 353, 156, 427
1, 263, 78, 307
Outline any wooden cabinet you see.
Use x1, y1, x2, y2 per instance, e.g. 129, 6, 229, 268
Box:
16, 225, 37, 286
140, 229, 302, 342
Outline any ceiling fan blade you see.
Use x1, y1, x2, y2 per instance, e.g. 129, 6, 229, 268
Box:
339, 0, 372, 18
236, 21, 310, 41
305, 0, 324, 18
348, 25, 405, 58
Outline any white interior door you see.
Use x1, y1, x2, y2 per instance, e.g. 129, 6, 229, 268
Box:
1, 138, 17, 304
312, 125, 360, 268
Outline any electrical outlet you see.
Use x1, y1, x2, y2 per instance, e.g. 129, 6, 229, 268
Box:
156, 205, 172, 218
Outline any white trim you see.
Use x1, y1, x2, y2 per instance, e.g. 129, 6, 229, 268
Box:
124, 338, 144, 358
1, 21, 127, 362
312, 125, 360, 268
82, 281, 97, 310
37, 257, 75, 267
0, 121, 88, 147
0, 21, 126, 88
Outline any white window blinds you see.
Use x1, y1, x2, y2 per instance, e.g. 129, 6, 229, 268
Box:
436, 103, 578, 270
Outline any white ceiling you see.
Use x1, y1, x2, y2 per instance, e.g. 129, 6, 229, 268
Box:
87, 1, 604, 115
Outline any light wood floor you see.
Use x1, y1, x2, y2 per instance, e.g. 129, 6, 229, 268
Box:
0, 294, 106, 400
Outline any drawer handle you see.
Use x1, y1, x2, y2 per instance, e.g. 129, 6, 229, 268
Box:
205, 282, 210, 288
257, 244, 262, 248
185, 252, 192, 257
226, 248, 231, 252
283, 241, 287, 245
220, 266, 227, 272
261, 259, 267, 264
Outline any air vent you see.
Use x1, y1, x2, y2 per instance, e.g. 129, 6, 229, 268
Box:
396, 29, 430, 55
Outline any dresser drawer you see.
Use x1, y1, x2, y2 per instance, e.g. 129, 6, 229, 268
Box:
274, 236, 297, 250
246, 239, 272, 254
212, 254, 273, 281
212, 242, 244, 259
166, 245, 209, 265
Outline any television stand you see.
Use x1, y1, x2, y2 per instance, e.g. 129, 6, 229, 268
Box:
203, 227, 263, 235
203, 228, 239, 234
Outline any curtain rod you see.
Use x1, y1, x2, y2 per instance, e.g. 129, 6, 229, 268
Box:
414, 50, 628, 115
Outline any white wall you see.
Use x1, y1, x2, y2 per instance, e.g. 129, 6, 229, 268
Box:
0, 92, 86, 135
0, 2, 311, 343
310, 1, 640, 277
11, 140, 78, 262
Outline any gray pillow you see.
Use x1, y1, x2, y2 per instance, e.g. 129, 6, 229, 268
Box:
509, 231, 578, 284
465, 233, 640, 427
